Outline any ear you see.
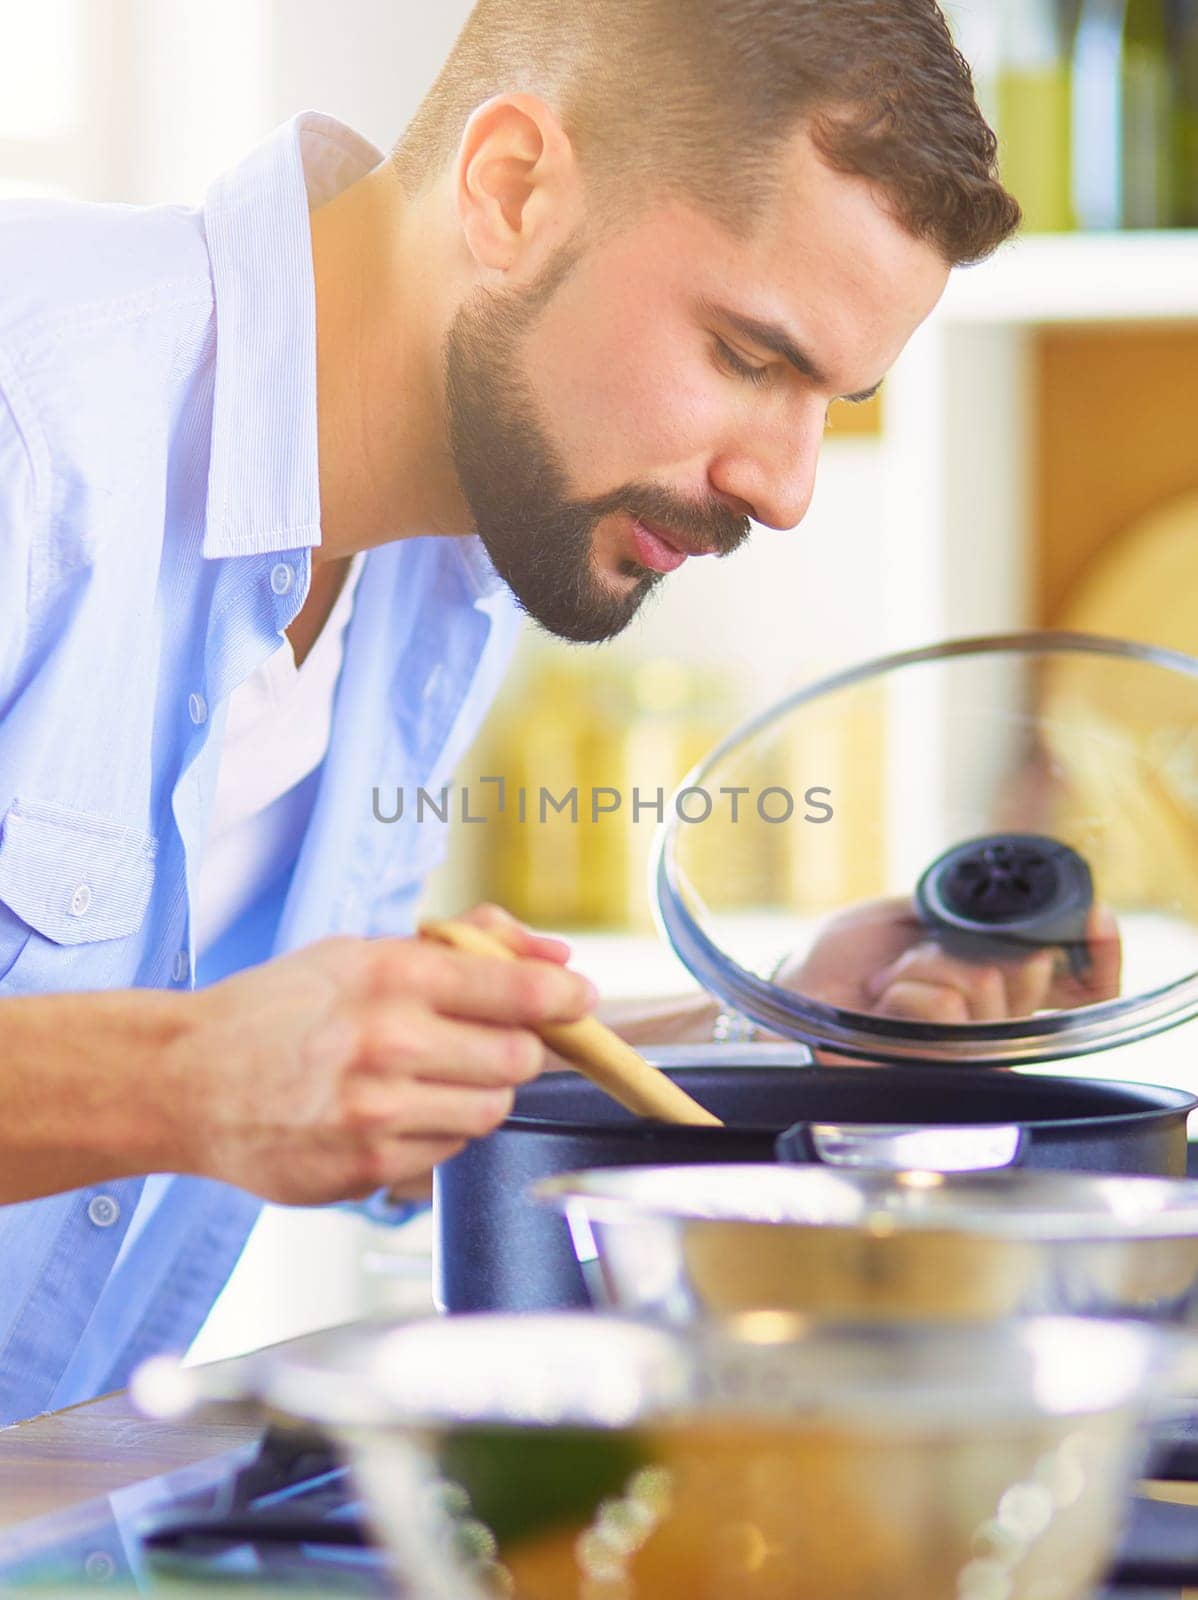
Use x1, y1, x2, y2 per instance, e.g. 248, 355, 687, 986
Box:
455, 94, 583, 278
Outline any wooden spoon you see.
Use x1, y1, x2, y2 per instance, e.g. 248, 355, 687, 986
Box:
420, 918, 724, 1128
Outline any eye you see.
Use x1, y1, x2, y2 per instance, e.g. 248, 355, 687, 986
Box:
713, 336, 772, 388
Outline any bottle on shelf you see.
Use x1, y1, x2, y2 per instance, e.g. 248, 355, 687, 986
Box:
1072, 0, 1173, 229
473, 654, 742, 931
1171, 0, 1198, 226
996, 0, 1077, 232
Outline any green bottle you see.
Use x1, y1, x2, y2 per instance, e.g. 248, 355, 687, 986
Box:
998, 0, 1077, 231
1171, 0, 1198, 225
1124, 0, 1173, 224
1073, 0, 1173, 227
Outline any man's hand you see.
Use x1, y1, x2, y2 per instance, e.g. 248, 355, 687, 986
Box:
168, 904, 593, 1206
773, 898, 1122, 1027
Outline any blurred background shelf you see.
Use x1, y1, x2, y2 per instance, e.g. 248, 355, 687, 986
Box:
941, 229, 1198, 323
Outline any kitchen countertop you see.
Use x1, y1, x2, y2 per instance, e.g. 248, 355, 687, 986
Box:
0, 1326, 337, 1532
0, 1384, 262, 1531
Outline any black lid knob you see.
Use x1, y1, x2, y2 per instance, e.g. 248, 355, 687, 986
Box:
915, 834, 1094, 976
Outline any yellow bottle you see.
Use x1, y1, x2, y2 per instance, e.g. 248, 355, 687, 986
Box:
998, 0, 1075, 232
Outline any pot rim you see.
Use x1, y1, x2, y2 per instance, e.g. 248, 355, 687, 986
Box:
502, 1066, 1197, 1140
535, 1163, 1198, 1241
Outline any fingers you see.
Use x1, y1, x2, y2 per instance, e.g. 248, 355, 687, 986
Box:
369, 937, 596, 1026
1048, 903, 1122, 1007
866, 941, 1064, 1024
868, 942, 1023, 1023
783, 897, 926, 1006
342, 1137, 469, 1199
339, 1078, 516, 1196
777, 892, 1124, 1040
460, 902, 572, 965
872, 979, 971, 1025
999, 949, 1058, 1016
1085, 903, 1123, 998
345, 1076, 517, 1142
384, 1172, 435, 1203
866, 908, 1120, 1027
355, 1004, 546, 1088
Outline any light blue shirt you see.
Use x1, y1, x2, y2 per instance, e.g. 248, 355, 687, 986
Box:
0, 113, 523, 1423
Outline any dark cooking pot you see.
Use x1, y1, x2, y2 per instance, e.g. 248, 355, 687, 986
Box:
433, 1044, 1196, 1313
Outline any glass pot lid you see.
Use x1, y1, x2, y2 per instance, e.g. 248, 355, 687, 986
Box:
652, 632, 1198, 1067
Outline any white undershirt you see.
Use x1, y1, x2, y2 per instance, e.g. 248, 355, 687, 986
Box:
194, 552, 366, 955
117, 554, 365, 1274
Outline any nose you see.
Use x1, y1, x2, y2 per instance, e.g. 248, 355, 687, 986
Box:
708, 401, 825, 533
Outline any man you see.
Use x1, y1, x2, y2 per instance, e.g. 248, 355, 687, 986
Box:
0, 0, 1020, 1421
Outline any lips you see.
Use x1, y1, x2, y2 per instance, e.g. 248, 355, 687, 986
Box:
629, 516, 718, 574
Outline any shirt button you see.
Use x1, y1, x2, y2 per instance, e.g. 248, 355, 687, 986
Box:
87, 1194, 120, 1229
171, 950, 190, 984
188, 692, 208, 726
269, 562, 294, 596
69, 883, 92, 917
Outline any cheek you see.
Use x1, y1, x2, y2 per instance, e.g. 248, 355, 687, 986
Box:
525, 300, 726, 490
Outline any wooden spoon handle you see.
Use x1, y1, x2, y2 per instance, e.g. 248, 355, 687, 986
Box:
419, 918, 723, 1128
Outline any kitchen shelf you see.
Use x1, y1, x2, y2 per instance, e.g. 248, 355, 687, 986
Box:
941, 231, 1198, 326
877, 228, 1198, 681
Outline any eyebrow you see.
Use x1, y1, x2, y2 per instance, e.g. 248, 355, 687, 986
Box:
700, 297, 883, 405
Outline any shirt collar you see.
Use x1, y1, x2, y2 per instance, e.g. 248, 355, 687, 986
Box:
202, 112, 383, 560
449, 532, 507, 601
201, 112, 512, 608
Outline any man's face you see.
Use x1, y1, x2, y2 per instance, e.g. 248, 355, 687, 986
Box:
445, 127, 949, 644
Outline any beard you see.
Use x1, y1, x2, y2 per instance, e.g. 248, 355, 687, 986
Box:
444, 241, 750, 644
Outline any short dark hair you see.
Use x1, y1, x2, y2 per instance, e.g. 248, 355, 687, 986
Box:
392, 0, 1020, 267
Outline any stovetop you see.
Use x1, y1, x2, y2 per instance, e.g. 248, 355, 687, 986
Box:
2, 1415, 1197, 1596
0, 1430, 387, 1595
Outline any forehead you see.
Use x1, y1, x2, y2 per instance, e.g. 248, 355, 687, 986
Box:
601, 128, 949, 391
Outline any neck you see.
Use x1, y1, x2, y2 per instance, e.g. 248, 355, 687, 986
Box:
309, 162, 471, 568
